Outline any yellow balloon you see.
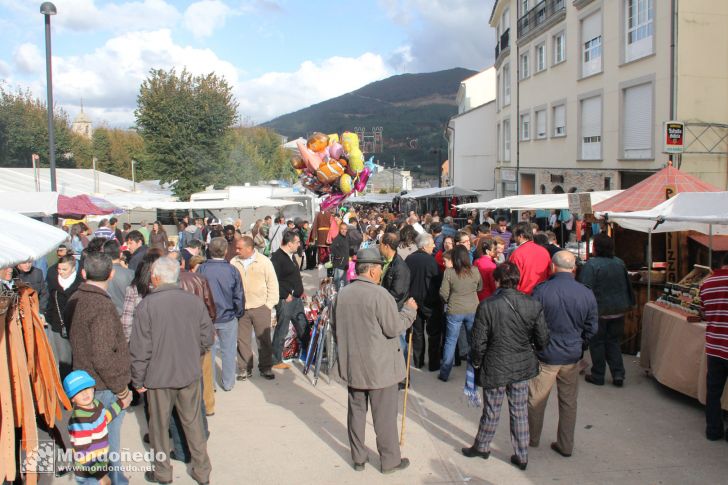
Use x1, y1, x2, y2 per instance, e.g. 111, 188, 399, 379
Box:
341, 131, 359, 153
348, 148, 364, 173
339, 173, 353, 194
328, 133, 339, 145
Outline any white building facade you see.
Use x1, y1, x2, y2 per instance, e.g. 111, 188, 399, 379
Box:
490, 0, 728, 196
447, 67, 498, 200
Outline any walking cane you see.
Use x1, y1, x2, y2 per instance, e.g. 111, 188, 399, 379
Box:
400, 330, 414, 446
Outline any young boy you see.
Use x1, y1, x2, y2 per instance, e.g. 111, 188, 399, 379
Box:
63, 370, 131, 484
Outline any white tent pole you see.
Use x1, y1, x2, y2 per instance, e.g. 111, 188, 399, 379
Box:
647, 228, 653, 302
709, 224, 713, 268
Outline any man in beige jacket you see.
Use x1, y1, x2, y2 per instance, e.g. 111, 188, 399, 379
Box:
334, 247, 417, 474
231, 236, 279, 380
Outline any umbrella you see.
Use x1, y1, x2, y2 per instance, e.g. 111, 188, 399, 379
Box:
0, 209, 69, 268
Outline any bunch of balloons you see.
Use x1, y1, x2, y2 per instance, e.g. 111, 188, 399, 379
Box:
292, 131, 371, 211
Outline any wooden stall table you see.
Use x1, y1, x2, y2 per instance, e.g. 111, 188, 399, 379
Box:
640, 302, 728, 410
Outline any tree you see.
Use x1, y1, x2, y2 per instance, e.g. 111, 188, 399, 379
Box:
0, 86, 76, 168
225, 126, 294, 185
135, 68, 238, 199
91, 127, 146, 179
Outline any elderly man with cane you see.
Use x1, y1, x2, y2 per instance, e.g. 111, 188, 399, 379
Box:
334, 247, 418, 474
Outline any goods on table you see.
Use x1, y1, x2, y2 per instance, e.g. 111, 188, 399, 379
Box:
657, 265, 712, 319
1, 284, 72, 484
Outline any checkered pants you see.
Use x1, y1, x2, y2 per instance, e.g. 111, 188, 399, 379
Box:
474, 380, 529, 462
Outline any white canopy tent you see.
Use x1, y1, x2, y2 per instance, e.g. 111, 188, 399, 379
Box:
598, 191, 728, 300
400, 186, 480, 199
0, 192, 59, 216
346, 193, 397, 205
598, 192, 728, 235
456, 190, 623, 210
0, 209, 69, 267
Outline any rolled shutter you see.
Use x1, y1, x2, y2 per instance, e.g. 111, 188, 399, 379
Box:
581, 97, 600, 137
582, 11, 601, 43
554, 105, 565, 134
624, 83, 652, 155
536, 110, 546, 137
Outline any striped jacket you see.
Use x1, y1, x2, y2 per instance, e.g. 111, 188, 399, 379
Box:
700, 268, 728, 360
68, 398, 123, 478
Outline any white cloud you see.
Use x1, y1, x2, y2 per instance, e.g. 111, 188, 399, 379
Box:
53, 0, 180, 33
0, 60, 11, 78
237, 53, 393, 123
183, 0, 232, 39
380, 0, 495, 72
13, 43, 44, 75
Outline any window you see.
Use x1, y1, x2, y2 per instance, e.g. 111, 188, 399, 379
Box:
581, 11, 602, 77
521, 0, 530, 15
496, 74, 501, 109
520, 113, 531, 141
553, 32, 565, 64
623, 83, 653, 158
520, 52, 530, 79
535, 43, 546, 72
497, 123, 501, 160
502, 7, 510, 32
580, 96, 601, 159
535, 109, 546, 139
502, 64, 511, 106
625, 0, 654, 62
553, 104, 566, 136
503, 119, 511, 161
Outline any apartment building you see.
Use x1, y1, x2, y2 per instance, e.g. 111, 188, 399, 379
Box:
490, 0, 728, 197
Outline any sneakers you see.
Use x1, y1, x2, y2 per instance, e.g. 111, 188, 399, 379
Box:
461, 446, 490, 459
260, 370, 275, 380
237, 370, 253, 381
584, 374, 604, 386
381, 458, 410, 474
144, 470, 172, 484
353, 458, 368, 471
613, 378, 624, 387
272, 362, 290, 370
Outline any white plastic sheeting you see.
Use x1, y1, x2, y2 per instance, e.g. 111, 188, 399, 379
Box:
598, 192, 728, 235
0, 209, 68, 268
0, 192, 60, 216
456, 190, 623, 210
400, 186, 480, 199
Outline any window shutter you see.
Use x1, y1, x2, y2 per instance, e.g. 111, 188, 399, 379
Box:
581, 97, 600, 137
624, 83, 652, 155
554, 105, 565, 133
536, 110, 546, 137
582, 11, 601, 42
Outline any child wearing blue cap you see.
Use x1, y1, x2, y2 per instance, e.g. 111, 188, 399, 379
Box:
63, 370, 132, 484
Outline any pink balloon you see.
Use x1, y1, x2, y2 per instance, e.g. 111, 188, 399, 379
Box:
354, 167, 371, 192
296, 140, 322, 171
320, 193, 346, 211
329, 142, 344, 160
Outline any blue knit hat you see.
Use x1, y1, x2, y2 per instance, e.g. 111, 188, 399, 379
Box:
63, 370, 96, 399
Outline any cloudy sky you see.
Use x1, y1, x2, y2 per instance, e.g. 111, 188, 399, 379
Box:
0, 0, 495, 128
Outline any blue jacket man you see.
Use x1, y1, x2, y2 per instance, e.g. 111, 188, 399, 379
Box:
528, 250, 598, 458
197, 237, 245, 391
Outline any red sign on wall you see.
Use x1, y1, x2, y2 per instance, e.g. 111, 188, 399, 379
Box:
663, 121, 684, 154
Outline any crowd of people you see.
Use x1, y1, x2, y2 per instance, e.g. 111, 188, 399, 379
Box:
1, 203, 726, 483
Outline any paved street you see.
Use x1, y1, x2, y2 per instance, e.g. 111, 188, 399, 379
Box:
46, 270, 728, 484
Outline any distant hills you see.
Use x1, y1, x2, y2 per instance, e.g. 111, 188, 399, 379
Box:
262, 68, 477, 177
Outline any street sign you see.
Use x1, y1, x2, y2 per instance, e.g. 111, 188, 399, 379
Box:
568, 192, 593, 214
663, 121, 684, 154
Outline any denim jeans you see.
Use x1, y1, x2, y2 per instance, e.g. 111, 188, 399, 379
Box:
705, 355, 728, 439
589, 316, 625, 383
439, 313, 475, 381
333, 268, 347, 290
75, 476, 102, 484
94, 389, 128, 485
211, 318, 238, 391
272, 297, 309, 364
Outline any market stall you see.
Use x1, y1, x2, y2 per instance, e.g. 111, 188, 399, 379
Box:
599, 191, 728, 409
397, 186, 479, 220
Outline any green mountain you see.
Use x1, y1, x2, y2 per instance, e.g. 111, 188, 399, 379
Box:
262, 68, 477, 177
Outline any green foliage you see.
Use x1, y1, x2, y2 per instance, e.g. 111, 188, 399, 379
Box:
224, 126, 293, 185
0, 86, 77, 168
91, 127, 146, 179
135, 68, 238, 200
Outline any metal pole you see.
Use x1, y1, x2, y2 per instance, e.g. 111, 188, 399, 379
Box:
32, 154, 40, 191
131, 159, 137, 192
709, 224, 713, 269
42, 7, 57, 192
92, 156, 99, 193
647, 228, 653, 302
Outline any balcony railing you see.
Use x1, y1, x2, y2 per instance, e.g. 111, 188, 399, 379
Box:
517, 0, 565, 39
495, 27, 510, 61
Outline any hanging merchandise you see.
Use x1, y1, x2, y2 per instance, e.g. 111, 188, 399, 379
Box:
1, 284, 72, 484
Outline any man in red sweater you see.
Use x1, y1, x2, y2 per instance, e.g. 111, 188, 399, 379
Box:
508, 222, 551, 295
700, 254, 728, 441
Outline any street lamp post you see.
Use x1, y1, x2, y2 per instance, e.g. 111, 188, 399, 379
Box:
40, 2, 57, 192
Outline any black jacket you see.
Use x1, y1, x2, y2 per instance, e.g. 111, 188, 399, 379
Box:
128, 245, 149, 271
330, 234, 350, 270
45, 264, 83, 333
405, 250, 440, 319
471, 288, 550, 389
16, 266, 49, 314
271, 249, 304, 299
382, 254, 410, 310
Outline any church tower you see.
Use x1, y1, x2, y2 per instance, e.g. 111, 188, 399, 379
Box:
71, 100, 93, 139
